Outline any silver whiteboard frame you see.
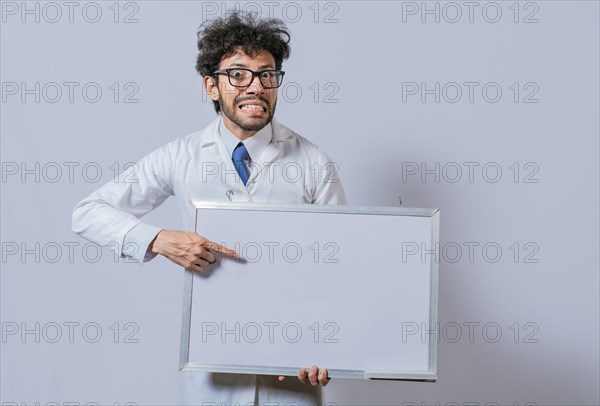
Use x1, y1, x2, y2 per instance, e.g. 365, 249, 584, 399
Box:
179, 201, 439, 382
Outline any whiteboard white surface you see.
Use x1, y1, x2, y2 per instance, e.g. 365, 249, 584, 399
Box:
180, 202, 439, 381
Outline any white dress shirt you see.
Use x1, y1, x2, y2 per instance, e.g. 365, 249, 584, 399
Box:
219, 118, 272, 173
71, 115, 346, 405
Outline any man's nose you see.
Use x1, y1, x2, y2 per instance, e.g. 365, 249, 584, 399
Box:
245, 75, 264, 95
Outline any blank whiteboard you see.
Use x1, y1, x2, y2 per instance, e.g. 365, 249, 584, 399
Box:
179, 202, 439, 381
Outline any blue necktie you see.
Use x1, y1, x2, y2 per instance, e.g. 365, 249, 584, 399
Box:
232, 142, 250, 185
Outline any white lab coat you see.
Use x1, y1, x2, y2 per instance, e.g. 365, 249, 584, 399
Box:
72, 116, 346, 405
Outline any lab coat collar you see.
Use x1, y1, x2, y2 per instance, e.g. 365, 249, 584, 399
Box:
198, 116, 293, 149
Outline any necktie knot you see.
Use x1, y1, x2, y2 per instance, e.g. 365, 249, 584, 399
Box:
232, 142, 250, 185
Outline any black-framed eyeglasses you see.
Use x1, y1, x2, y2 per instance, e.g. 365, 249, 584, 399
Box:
212, 68, 285, 89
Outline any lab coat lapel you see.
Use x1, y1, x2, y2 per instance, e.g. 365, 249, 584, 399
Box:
207, 117, 253, 201
248, 118, 291, 187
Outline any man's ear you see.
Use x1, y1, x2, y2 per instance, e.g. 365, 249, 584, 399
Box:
204, 75, 220, 102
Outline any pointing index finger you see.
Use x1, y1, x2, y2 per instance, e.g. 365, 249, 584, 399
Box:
205, 241, 240, 259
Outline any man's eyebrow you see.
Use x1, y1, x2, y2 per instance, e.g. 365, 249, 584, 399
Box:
227, 62, 276, 70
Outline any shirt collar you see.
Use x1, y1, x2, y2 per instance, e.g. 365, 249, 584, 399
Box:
218, 117, 273, 162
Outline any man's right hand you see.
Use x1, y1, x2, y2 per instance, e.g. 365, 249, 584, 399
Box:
148, 230, 239, 272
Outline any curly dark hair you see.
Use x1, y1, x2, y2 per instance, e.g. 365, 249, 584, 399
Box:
196, 11, 291, 113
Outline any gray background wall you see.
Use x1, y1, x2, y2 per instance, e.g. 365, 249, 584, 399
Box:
1, 1, 598, 405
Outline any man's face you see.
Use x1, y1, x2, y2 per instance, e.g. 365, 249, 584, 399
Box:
206, 48, 279, 140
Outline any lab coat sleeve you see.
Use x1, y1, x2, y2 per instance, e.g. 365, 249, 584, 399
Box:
71, 140, 178, 263
311, 149, 347, 205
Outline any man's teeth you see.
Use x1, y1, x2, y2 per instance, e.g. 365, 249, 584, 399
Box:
241, 105, 264, 111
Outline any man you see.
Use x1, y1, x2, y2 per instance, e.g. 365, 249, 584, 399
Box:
72, 11, 346, 405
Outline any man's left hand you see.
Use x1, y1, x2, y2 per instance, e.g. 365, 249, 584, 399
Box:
278, 365, 330, 386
